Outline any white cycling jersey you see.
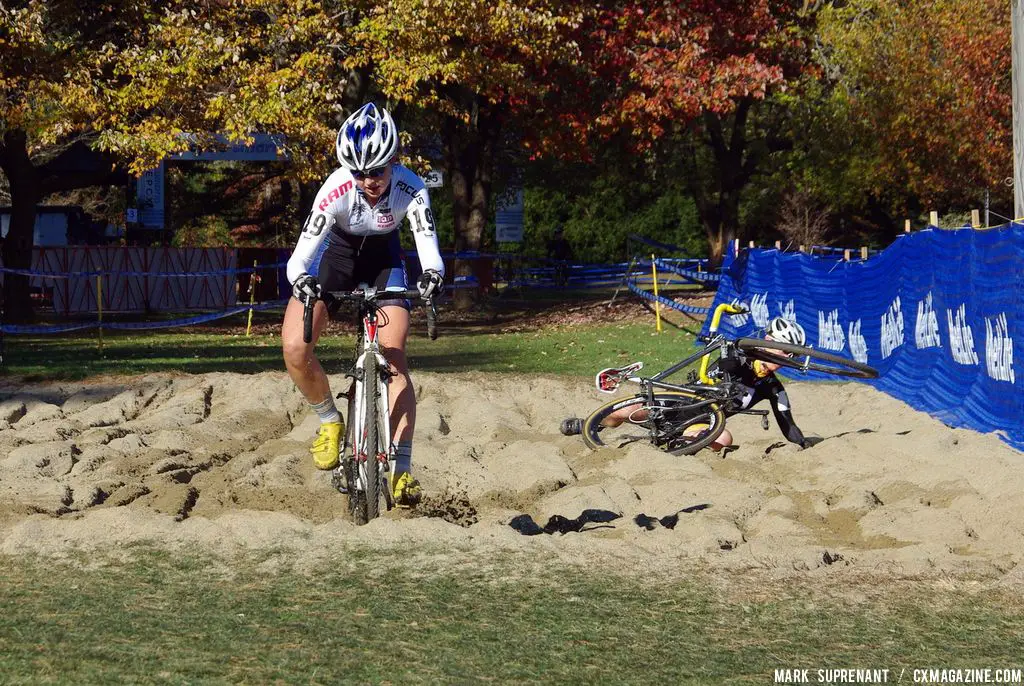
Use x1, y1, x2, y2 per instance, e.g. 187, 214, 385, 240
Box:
286, 164, 444, 284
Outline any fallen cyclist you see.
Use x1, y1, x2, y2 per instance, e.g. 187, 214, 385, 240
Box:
561, 317, 812, 451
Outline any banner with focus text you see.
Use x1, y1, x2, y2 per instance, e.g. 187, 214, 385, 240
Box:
702, 225, 1024, 450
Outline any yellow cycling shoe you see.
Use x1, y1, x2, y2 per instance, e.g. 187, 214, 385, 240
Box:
392, 471, 422, 508
310, 421, 343, 470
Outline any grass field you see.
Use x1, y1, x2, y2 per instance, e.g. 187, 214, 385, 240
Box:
2, 550, 1022, 685
0, 297, 703, 381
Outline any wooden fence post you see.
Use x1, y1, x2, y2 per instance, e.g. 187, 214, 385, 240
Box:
971, 209, 981, 228
860, 246, 869, 260
930, 211, 939, 227
905, 219, 911, 234
774, 240, 781, 250
844, 249, 851, 261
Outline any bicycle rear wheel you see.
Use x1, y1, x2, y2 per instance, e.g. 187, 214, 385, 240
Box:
735, 338, 878, 378
581, 391, 726, 456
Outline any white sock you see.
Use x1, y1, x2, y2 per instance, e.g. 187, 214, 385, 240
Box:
394, 440, 413, 475
310, 397, 342, 425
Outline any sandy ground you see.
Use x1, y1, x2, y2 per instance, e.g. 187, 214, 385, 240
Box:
1, 370, 1023, 583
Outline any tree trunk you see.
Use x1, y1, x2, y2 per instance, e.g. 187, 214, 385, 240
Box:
0, 131, 42, 323
0, 131, 131, 322
688, 100, 755, 269
444, 101, 498, 310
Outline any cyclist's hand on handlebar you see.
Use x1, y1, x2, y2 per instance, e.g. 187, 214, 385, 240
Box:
417, 269, 444, 299
292, 273, 321, 306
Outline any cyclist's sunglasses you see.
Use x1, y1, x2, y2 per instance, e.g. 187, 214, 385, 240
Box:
352, 165, 389, 180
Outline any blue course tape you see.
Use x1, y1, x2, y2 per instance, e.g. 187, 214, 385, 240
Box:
1, 321, 100, 335
627, 279, 710, 315
0, 262, 286, 279
1, 300, 288, 335
650, 258, 721, 283
103, 301, 287, 330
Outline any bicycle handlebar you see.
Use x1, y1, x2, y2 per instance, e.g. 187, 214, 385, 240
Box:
303, 300, 315, 343
301, 288, 438, 343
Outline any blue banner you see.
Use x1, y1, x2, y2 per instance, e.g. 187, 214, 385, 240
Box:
703, 226, 1024, 450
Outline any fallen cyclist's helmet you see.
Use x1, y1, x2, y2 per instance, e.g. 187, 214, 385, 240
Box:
336, 103, 399, 171
767, 317, 806, 347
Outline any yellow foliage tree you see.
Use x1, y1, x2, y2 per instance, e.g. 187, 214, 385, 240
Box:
0, 0, 370, 319
349, 0, 586, 305
0, 0, 137, 320
818, 0, 1011, 209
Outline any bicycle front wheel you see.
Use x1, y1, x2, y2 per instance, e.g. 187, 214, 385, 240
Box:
735, 338, 878, 379
361, 353, 382, 522
341, 380, 365, 522
581, 391, 726, 456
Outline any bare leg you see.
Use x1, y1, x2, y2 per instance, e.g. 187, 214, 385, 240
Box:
601, 406, 639, 428
281, 297, 333, 404
600, 405, 731, 448
377, 304, 413, 444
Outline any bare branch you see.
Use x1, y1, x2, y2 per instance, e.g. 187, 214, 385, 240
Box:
777, 190, 832, 248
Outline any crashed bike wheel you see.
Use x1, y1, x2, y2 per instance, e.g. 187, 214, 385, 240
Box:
735, 338, 878, 379
581, 391, 726, 456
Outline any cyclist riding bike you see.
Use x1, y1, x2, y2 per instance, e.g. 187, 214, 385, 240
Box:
561, 317, 811, 451
281, 102, 445, 507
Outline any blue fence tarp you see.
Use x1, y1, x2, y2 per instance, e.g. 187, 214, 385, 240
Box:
702, 226, 1024, 450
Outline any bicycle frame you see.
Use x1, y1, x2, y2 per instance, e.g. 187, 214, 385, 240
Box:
581, 302, 874, 452
598, 302, 746, 397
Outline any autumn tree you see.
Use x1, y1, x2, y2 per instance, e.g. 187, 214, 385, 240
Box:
0, 0, 143, 321
89, 0, 587, 308
96, 1, 374, 175
349, 0, 586, 306
564, 0, 816, 265
0, 0, 375, 320
816, 0, 1011, 214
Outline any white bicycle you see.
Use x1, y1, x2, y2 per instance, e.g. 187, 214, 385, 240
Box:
302, 284, 437, 524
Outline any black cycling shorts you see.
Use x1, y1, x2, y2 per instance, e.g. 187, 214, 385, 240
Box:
315, 231, 409, 307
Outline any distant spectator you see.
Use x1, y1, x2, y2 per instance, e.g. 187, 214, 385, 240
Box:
546, 226, 572, 287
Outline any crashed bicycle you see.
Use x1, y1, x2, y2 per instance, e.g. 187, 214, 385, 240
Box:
570, 303, 879, 455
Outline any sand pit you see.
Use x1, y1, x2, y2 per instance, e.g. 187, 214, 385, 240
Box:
1, 370, 1023, 581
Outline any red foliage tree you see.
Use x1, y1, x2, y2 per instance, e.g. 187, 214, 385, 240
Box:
553, 0, 815, 264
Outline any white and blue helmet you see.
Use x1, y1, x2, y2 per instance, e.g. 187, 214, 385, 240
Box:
336, 103, 399, 171
768, 317, 806, 347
